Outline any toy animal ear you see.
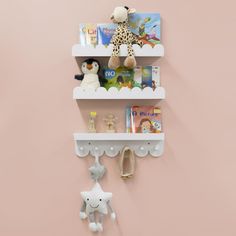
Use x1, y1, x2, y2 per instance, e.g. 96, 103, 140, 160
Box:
128, 8, 136, 14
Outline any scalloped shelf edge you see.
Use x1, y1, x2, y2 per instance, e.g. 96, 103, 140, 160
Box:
73, 133, 164, 158
72, 44, 164, 57
73, 86, 166, 100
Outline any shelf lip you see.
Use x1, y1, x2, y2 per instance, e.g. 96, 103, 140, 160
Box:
72, 44, 164, 57
73, 132, 165, 141
73, 87, 165, 100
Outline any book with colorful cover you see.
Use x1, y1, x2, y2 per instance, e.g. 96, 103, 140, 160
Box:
128, 13, 161, 46
126, 107, 131, 133
97, 23, 116, 46
133, 66, 142, 88
103, 66, 134, 90
134, 66, 160, 89
142, 66, 153, 88
79, 23, 97, 45
130, 106, 162, 133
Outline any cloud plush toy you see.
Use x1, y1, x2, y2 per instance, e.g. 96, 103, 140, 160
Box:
80, 182, 116, 232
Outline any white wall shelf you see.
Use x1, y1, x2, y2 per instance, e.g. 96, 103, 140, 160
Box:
73, 87, 165, 100
74, 133, 164, 158
72, 44, 164, 57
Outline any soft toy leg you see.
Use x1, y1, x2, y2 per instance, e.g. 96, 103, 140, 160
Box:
124, 44, 136, 69
88, 213, 97, 232
96, 213, 104, 232
108, 44, 121, 69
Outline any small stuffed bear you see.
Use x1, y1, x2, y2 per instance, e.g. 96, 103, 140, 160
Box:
108, 6, 143, 70
74, 58, 107, 89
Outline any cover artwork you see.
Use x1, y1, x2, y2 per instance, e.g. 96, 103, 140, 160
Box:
103, 67, 134, 90
97, 23, 116, 46
79, 23, 97, 45
128, 13, 161, 46
130, 106, 162, 133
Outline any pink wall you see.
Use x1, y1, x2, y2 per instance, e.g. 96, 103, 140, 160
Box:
1, 0, 236, 235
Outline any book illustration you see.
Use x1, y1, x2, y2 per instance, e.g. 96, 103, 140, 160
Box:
126, 107, 131, 133
152, 66, 160, 89
130, 106, 162, 133
79, 23, 97, 46
133, 66, 142, 88
103, 67, 134, 90
142, 66, 153, 89
128, 13, 161, 46
97, 23, 116, 46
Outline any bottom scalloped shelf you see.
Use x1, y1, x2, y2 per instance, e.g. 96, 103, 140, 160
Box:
74, 133, 164, 157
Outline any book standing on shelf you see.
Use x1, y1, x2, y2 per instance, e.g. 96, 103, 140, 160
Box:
128, 13, 161, 46
79, 23, 97, 45
126, 106, 162, 133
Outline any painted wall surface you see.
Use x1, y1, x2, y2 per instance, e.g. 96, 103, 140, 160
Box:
0, 0, 236, 235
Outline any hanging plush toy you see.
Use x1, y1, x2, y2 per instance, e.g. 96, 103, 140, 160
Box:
80, 182, 116, 232
74, 58, 107, 89
108, 6, 143, 70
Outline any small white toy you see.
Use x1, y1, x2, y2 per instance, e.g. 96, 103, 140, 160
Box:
88, 112, 97, 133
103, 114, 118, 133
89, 154, 106, 181
80, 182, 116, 232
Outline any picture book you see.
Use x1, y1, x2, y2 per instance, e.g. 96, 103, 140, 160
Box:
152, 66, 160, 88
138, 66, 160, 89
103, 67, 134, 90
133, 66, 142, 88
79, 23, 97, 46
126, 107, 131, 133
97, 23, 116, 46
142, 66, 153, 89
128, 13, 161, 46
130, 106, 162, 133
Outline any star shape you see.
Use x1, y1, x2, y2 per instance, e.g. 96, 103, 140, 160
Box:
81, 183, 112, 215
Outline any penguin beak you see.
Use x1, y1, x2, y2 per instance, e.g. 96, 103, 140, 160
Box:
87, 64, 93, 70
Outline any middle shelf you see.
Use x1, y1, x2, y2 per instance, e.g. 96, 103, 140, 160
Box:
74, 133, 165, 158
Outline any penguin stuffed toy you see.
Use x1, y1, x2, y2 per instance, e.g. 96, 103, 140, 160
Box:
74, 58, 107, 89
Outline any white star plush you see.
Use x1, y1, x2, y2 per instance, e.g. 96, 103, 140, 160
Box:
81, 182, 112, 215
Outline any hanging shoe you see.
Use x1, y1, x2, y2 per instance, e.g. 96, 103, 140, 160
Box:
119, 147, 135, 179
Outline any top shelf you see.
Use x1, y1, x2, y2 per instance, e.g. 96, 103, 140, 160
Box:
72, 44, 164, 57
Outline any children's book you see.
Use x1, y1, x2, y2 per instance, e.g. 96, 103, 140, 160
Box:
103, 67, 134, 90
135, 66, 160, 89
79, 23, 97, 45
126, 107, 131, 133
152, 66, 160, 88
133, 66, 142, 88
128, 13, 161, 46
142, 66, 153, 89
97, 23, 116, 46
130, 106, 162, 133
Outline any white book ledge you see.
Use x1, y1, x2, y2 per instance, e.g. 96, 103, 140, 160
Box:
73, 87, 165, 100
72, 44, 164, 57
74, 133, 165, 158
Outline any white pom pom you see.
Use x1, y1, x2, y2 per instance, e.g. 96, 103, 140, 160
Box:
111, 212, 116, 221
80, 212, 87, 219
89, 222, 97, 232
96, 223, 103, 232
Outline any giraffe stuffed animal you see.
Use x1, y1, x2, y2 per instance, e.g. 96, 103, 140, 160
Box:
108, 6, 143, 69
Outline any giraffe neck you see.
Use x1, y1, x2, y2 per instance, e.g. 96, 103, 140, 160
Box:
117, 20, 128, 29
